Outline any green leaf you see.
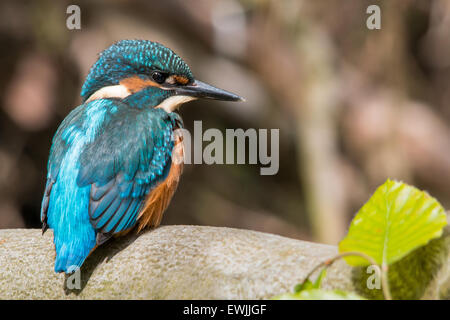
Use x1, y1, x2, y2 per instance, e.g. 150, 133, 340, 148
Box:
352, 228, 449, 299
339, 179, 447, 267
294, 268, 327, 292
282, 269, 360, 300
313, 268, 327, 288
294, 279, 314, 292
273, 289, 365, 300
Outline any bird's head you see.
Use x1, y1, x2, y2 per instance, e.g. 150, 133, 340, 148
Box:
81, 40, 243, 111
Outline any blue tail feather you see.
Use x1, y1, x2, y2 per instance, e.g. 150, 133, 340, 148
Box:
54, 243, 91, 273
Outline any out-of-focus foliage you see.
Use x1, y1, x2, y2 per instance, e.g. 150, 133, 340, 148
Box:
294, 268, 327, 292
0, 0, 450, 245
274, 289, 365, 300
353, 225, 449, 300
274, 268, 365, 300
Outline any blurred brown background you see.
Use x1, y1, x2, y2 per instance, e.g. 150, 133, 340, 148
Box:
0, 0, 449, 245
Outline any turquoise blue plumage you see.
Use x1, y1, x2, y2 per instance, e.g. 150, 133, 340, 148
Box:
42, 98, 181, 272
41, 40, 242, 273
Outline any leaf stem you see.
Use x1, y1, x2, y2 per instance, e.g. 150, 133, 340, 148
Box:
301, 251, 392, 300
381, 263, 392, 300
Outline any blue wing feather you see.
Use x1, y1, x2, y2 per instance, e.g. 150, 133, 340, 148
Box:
78, 104, 180, 238
41, 98, 182, 272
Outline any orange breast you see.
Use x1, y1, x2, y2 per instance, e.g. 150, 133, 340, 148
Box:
136, 133, 184, 232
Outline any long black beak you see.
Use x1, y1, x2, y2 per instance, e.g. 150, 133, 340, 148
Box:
174, 80, 244, 102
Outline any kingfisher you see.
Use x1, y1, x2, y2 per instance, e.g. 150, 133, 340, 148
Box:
40, 40, 243, 273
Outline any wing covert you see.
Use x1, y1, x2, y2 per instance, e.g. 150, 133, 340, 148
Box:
77, 104, 182, 241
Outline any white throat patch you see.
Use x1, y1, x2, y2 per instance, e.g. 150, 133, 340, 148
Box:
156, 95, 197, 113
86, 85, 131, 102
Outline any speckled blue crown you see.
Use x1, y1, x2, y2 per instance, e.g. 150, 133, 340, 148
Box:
81, 40, 194, 102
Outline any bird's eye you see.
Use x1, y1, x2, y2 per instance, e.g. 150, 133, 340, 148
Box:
151, 71, 166, 84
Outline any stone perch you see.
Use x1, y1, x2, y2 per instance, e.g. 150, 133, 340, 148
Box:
0, 225, 447, 299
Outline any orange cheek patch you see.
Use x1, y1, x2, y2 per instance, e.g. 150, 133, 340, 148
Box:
120, 76, 160, 93
167, 75, 189, 85
174, 75, 189, 85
